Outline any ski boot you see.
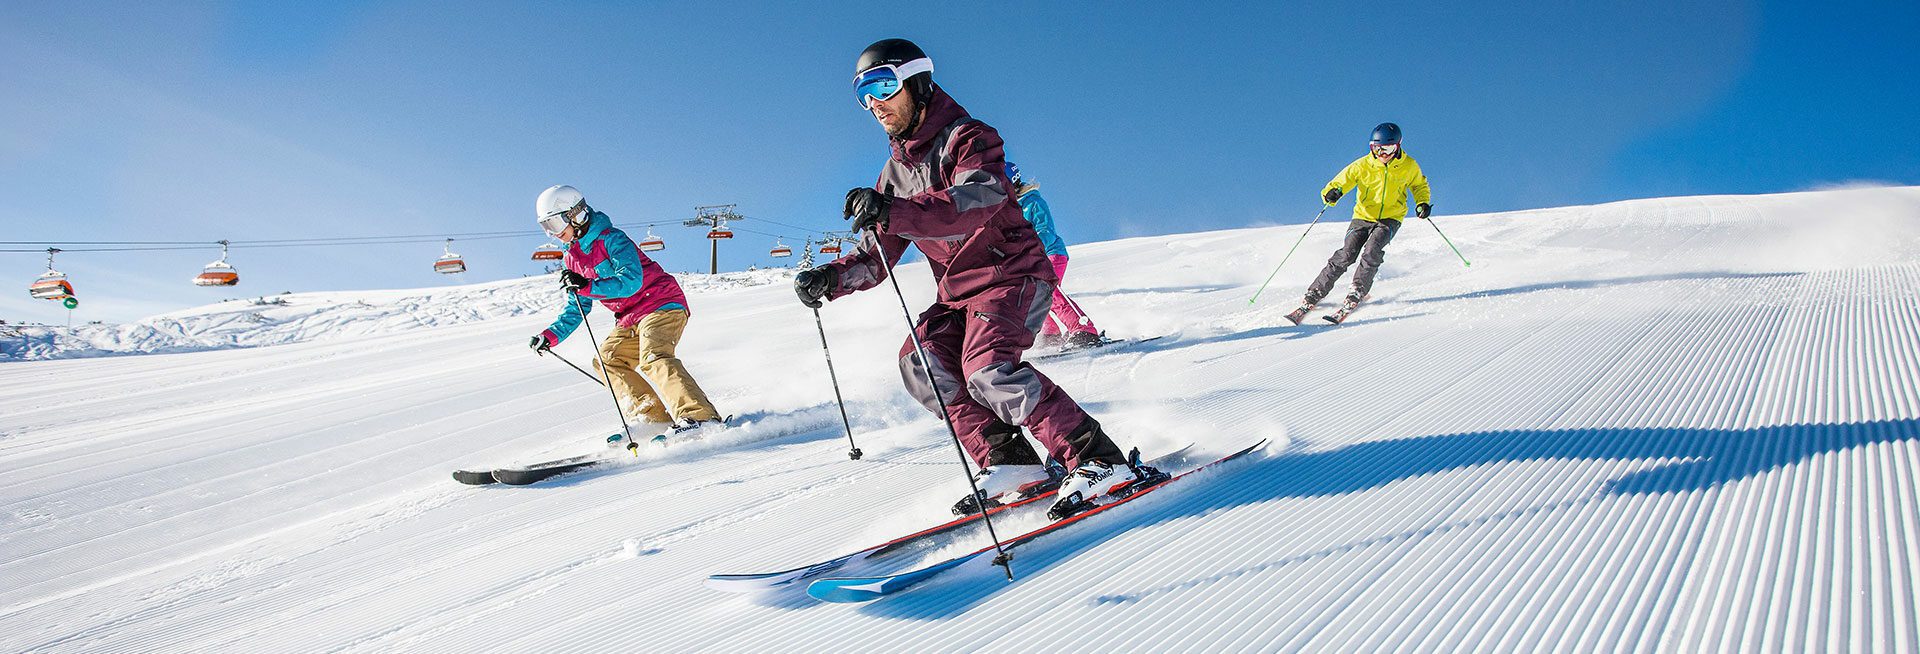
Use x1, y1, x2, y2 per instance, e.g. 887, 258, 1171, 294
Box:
1323, 293, 1366, 325
1063, 330, 1109, 350
605, 419, 672, 449
1047, 448, 1167, 520
1284, 295, 1320, 325
647, 416, 729, 449
952, 460, 1067, 516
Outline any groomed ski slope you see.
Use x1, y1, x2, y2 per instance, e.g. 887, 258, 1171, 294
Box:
1, 186, 1916, 652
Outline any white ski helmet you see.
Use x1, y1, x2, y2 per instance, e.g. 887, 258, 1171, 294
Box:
536, 185, 588, 235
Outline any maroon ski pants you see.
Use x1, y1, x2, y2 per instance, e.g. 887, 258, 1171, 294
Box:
897, 278, 1096, 468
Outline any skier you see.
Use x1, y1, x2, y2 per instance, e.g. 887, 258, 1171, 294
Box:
1006, 162, 1104, 350
793, 39, 1158, 516
529, 184, 724, 444
1287, 122, 1433, 324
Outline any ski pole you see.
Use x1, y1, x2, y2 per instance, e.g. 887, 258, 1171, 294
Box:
882, 253, 1016, 581
1424, 217, 1471, 267
538, 347, 606, 387
812, 306, 863, 460
1248, 204, 1331, 304
571, 291, 642, 456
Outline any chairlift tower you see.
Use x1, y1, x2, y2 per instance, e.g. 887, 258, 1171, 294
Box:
686, 204, 744, 274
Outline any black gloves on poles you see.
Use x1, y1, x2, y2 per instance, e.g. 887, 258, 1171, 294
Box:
1416, 202, 1432, 220
559, 270, 589, 292
795, 267, 837, 309
1323, 188, 1343, 205
845, 188, 892, 234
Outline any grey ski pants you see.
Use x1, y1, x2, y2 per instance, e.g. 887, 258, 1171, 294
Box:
1307, 218, 1402, 302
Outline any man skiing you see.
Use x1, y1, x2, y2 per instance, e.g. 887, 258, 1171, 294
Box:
1287, 122, 1433, 325
793, 39, 1157, 517
529, 184, 723, 444
1006, 162, 1104, 350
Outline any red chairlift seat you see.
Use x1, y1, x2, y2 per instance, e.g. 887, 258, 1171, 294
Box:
639, 229, 666, 252
818, 242, 843, 255
193, 260, 240, 287
29, 271, 73, 300
434, 239, 467, 274
531, 243, 565, 261
707, 229, 734, 240
769, 241, 793, 258
434, 254, 467, 274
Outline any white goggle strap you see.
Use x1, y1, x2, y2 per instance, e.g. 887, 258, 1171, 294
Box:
893, 57, 933, 79
856, 57, 934, 85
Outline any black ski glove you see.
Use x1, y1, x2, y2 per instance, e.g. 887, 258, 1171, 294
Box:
528, 335, 551, 352
1415, 202, 1432, 220
558, 270, 589, 292
1323, 188, 1343, 205
794, 267, 837, 308
845, 188, 892, 234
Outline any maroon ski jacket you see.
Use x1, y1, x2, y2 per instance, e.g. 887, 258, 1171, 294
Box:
824, 86, 1056, 306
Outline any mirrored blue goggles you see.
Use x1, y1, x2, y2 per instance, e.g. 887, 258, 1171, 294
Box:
853, 58, 933, 109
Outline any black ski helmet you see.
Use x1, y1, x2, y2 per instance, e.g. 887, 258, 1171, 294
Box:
856, 38, 934, 105
1370, 122, 1402, 146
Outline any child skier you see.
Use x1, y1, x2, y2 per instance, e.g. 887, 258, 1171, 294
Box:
529, 184, 724, 445
1006, 162, 1104, 350
1287, 122, 1433, 325
794, 39, 1159, 518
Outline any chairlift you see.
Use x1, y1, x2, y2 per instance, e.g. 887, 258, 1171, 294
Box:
818, 239, 843, 255
638, 229, 666, 252
434, 238, 467, 274
707, 228, 734, 240
28, 248, 74, 300
769, 240, 793, 258
531, 242, 564, 261
193, 240, 240, 287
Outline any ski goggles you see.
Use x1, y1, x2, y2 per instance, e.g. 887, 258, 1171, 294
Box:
1370, 142, 1400, 155
853, 58, 933, 109
538, 204, 584, 237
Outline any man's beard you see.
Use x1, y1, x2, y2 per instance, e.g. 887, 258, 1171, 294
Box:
886, 104, 923, 138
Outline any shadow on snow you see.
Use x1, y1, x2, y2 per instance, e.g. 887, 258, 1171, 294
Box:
848, 417, 1918, 618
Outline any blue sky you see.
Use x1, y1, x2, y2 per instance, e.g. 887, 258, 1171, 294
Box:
3, 0, 1915, 323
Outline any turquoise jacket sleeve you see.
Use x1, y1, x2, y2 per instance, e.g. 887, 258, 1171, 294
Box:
1018, 191, 1070, 257
544, 291, 593, 343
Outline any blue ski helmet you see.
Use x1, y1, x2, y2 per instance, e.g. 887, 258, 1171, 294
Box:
1370, 122, 1402, 146
1005, 161, 1023, 186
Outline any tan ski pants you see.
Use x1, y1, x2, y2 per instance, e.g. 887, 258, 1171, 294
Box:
597, 309, 720, 423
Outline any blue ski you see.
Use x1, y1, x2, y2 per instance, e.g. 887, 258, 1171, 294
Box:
806, 439, 1267, 603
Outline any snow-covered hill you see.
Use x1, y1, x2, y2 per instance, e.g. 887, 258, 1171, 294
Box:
1, 187, 1916, 652
0, 269, 794, 361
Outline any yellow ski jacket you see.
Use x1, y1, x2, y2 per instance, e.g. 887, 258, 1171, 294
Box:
1322, 152, 1432, 223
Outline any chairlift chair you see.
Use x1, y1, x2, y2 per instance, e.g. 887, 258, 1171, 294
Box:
531, 242, 565, 261
769, 240, 793, 258
638, 229, 666, 252
28, 248, 74, 300
193, 240, 240, 286
434, 238, 467, 274
29, 271, 72, 300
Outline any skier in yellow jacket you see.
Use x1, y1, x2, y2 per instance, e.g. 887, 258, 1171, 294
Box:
1287, 122, 1433, 324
